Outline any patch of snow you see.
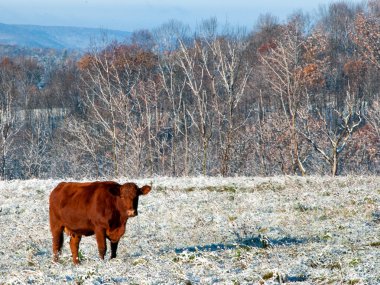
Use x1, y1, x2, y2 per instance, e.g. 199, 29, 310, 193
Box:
0, 176, 379, 284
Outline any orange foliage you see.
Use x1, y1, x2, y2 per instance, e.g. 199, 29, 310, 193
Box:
104, 44, 157, 72
350, 124, 379, 159
0, 57, 13, 67
343, 60, 366, 78
297, 63, 325, 87
352, 13, 380, 69
77, 44, 157, 76
77, 54, 94, 71
257, 40, 277, 54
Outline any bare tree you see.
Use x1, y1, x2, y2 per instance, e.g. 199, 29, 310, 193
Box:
204, 29, 252, 176
259, 21, 308, 175
62, 117, 104, 177
78, 43, 157, 177
177, 38, 214, 175
366, 100, 380, 140
157, 51, 189, 175
299, 93, 362, 176
0, 59, 23, 179
21, 119, 51, 178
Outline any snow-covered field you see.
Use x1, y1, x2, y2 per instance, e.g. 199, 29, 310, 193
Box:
0, 176, 379, 284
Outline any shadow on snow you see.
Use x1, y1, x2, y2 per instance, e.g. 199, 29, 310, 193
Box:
171, 235, 310, 254
167, 236, 311, 283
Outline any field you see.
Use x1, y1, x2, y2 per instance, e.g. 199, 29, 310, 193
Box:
0, 176, 379, 284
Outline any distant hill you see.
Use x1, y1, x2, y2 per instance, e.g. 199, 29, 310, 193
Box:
0, 23, 131, 50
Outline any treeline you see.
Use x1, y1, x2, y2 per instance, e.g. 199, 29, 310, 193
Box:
0, 0, 379, 179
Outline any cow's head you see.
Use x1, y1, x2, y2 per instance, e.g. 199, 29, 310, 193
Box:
120, 183, 151, 217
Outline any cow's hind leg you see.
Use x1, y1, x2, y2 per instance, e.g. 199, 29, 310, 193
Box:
69, 234, 82, 264
51, 225, 64, 262
94, 228, 107, 260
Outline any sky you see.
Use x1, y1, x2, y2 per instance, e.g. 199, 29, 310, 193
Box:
0, 0, 364, 32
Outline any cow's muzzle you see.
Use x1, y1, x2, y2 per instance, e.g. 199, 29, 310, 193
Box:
127, 210, 137, 217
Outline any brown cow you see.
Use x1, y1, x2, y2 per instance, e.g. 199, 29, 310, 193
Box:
49, 181, 151, 264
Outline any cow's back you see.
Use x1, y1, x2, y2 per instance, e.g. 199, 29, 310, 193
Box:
50, 182, 94, 212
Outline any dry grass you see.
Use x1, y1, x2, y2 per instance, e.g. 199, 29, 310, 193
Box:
0, 176, 379, 284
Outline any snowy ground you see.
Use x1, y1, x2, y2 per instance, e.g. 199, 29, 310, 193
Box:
0, 176, 379, 284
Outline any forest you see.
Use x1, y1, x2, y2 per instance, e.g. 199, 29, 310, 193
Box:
0, 0, 379, 179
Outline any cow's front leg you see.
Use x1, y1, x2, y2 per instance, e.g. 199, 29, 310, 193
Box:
95, 228, 107, 259
110, 241, 119, 259
69, 234, 82, 264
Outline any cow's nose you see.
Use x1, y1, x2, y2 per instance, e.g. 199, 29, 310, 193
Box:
127, 210, 137, 217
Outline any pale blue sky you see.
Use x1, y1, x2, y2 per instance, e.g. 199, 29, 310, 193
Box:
0, 0, 364, 31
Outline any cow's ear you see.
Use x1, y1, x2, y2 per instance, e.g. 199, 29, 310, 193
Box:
140, 185, 151, 195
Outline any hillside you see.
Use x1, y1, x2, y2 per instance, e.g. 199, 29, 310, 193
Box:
0, 23, 131, 50
0, 176, 379, 284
